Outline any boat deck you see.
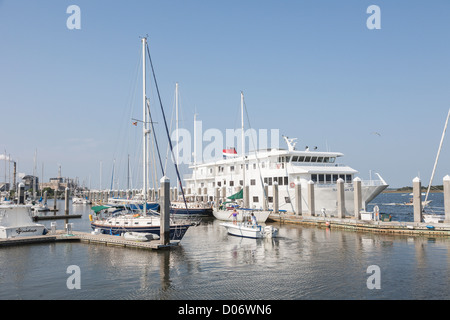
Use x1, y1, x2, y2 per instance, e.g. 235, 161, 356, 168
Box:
0, 230, 179, 250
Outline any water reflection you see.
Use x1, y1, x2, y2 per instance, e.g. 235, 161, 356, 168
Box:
2, 200, 450, 299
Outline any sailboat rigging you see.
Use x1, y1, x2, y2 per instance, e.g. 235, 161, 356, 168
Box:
422, 108, 450, 223
90, 37, 195, 240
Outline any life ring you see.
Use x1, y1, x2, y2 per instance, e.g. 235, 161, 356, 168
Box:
289, 182, 295, 188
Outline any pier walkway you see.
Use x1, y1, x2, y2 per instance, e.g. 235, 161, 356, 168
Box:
269, 213, 450, 237
0, 230, 179, 250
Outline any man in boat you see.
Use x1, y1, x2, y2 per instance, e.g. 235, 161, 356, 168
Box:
250, 213, 258, 227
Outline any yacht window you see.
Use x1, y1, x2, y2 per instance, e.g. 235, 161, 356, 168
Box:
273, 177, 278, 184
333, 174, 338, 182
250, 179, 256, 185
218, 181, 222, 187
268, 177, 272, 185
284, 177, 288, 185
326, 174, 331, 183
311, 174, 318, 182
253, 196, 259, 203
329, 157, 335, 163
346, 174, 352, 183
229, 181, 234, 187
317, 157, 323, 163
279, 177, 283, 185
292, 156, 298, 162
323, 157, 329, 163
305, 156, 311, 162
311, 157, 317, 162
299, 156, 305, 162
264, 177, 268, 184
318, 174, 324, 183
230, 165, 235, 172
134, 222, 139, 225
261, 162, 265, 168
268, 196, 273, 203
285, 197, 291, 203
239, 180, 243, 186
285, 156, 291, 162
339, 174, 345, 181
253, 163, 256, 169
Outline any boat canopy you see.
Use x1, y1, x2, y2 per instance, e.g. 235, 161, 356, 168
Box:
91, 205, 110, 214
227, 189, 243, 200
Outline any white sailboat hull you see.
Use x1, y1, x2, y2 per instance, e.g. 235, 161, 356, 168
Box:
220, 222, 278, 239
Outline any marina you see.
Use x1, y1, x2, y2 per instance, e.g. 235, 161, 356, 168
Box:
3, 2, 450, 303
1, 192, 450, 300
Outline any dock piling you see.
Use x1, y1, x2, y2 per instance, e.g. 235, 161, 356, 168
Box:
444, 175, 450, 223
307, 180, 315, 216
273, 182, 279, 213
353, 177, 362, 219
295, 181, 302, 215
160, 176, 170, 245
337, 178, 345, 218
413, 177, 423, 223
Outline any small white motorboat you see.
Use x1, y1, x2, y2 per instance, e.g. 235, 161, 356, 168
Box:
0, 204, 47, 238
220, 222, 278, 239
423, 214, 445, 224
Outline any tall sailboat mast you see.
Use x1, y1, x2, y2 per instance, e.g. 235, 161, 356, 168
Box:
142, 37, 148, 212
424, 108, 450, 205
176, 82, 179, 190
241, 91, 247, 207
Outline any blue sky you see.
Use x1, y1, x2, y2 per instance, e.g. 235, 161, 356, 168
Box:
1, 0, 450, 189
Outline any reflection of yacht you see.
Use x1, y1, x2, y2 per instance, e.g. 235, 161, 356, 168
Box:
0, 205, 47, 238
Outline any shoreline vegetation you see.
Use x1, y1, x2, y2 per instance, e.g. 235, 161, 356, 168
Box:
383, 186, 444, 193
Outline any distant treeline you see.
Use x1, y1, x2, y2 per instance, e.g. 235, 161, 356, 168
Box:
386, 185, 444, 193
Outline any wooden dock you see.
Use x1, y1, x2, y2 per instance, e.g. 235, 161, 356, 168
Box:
0, 230, 179, 250
269, 213, 450, 237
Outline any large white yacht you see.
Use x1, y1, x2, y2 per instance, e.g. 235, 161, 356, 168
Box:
183, 136, 388, 217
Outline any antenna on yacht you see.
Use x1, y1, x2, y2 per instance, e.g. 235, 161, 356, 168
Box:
282, 135, 297, 151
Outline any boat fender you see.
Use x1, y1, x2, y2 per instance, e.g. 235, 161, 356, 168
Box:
89, 214, 93, 222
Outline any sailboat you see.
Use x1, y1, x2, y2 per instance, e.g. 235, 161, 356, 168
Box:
90, 37, 193, 241
169, 83, 214, 217
214, 92, 272, 223
422, 109, 450, 223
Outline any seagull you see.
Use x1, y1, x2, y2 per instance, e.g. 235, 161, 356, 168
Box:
372, 132, 381, 137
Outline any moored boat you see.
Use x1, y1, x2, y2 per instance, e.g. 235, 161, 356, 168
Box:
0, 204, 47, 238
220, 222, 278, 239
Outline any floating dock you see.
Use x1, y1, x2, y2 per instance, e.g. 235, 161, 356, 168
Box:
269, 213, 450, 237
0, 230, 179, 250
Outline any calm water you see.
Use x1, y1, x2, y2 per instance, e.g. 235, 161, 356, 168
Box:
1, 192, 450, 300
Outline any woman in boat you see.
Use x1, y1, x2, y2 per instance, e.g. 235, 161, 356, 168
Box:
229, 208, 238, 224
